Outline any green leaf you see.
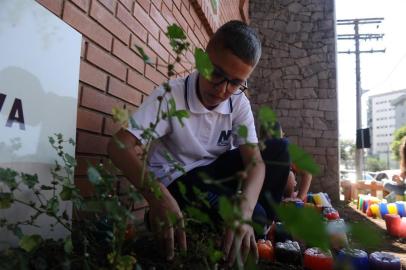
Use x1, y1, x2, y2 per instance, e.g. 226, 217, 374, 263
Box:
116, 255, 137, 270
218, 196, 234, 222
185, 206, 210, 224
112, 107, 129, 127
194, 48, 214, 81
166, 211, 178, 227
258, 106, 276, 124
60, 185, 73, 201
349, 222, 381, 249
238, 125, 248, 139
0, 168, 18, 190
49, 136, 55, 145
87, 166, 102, 185
19, 235, 42, 252
46, 197, 59, 215
173, 110, 189, 127
177, 181, 187, 197
275, 204, 329, 251
166, 24, 186, 40
258, 106, 278, 137
21, 173, 39, 188
64, 153, 77, 167
134, 45, 153, 64
68, 138, 76, 146
0, 193, 13, 209
288, 144, 320, 175
64, 237, 73, 254
12, 226, 23, 239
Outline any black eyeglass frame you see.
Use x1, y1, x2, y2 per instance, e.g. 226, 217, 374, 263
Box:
209, 66, 249, 95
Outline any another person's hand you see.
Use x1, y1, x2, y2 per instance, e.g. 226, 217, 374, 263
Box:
223, 223, 259, 267
148, 193, 187, 260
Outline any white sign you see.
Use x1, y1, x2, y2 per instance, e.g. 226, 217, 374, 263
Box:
0, 0, 81, 248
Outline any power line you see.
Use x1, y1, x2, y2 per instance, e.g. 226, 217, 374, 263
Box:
368, 52, 406, 90
336, 17, 385, 181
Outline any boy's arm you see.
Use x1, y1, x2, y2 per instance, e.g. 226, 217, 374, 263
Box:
107, 129, 186, 260
238, 144, 265, 219
223, 144, 264, 265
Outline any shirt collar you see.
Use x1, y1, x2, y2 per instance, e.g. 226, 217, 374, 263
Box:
186, 70, 232, 115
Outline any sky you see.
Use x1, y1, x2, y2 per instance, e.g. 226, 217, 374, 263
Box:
336, 0, 406, 140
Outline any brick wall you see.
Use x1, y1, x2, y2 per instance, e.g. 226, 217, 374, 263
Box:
249, 0, 340, 202
35, 0, 246, 204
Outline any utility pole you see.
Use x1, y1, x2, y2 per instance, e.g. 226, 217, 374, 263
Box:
337, 18, 385, 181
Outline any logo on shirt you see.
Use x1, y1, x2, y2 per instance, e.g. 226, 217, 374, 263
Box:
217, 130, 232, 146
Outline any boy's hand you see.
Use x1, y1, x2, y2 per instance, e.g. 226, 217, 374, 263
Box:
148, 193, 187, 260
223, 223, 258, 267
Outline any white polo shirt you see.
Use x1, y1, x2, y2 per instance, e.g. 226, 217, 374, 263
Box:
127, 71, 258, 186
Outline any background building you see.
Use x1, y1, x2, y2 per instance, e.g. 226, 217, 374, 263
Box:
367, 89, 406, 168
391, 92, 406, 129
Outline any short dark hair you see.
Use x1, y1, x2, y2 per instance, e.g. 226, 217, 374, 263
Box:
207, 20, 262, 66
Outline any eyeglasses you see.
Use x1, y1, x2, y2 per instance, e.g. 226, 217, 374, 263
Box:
209, 66, 248, 95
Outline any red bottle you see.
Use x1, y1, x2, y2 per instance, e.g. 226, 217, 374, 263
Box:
304, 247, 333, 270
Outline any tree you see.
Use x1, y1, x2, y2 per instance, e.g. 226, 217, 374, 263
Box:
340, 139, 355, 169
365, 157, 386, 172
391, 125, 406, 161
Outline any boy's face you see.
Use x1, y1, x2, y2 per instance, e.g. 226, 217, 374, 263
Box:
198, 46, 255, 109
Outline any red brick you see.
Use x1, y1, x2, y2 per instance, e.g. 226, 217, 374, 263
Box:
90, 1, 130, 44
128, 69, 156, 95
194, 26, 207, 47
156, 57, 168, 77
172, 4, 188, 33
181, 0, 189, 9
145, 65, 167, 85
161, 2, 177, 25
148, 35, 169, 62
118, 0, 133, 11
117, 4, 147, 42
37, 0, 63, 16
173, 0, 181, 10
162, 0, 172, 10
181, 3, 195, 30
131, 34, 157, 66
77, 107, 103, 132
113, 39, 144, 73
109, 77, 143, 106
63, 2, 112, 50
137, 0, 150, 12
133, 2, 160, 39
76, 131, 110, 155
98, 0, 116, 13
150, 0, 162, 10
79, 61, 108, 90
74, 177, 96, 197
75, 156, 105, 176
87, 44, 127, 80
81, 85, 124, 115
150, 4, 169, 32
189, 4, 202, 29
104, 117, 122, 136
187, 26, 201, 48
71, 0, 89, 12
